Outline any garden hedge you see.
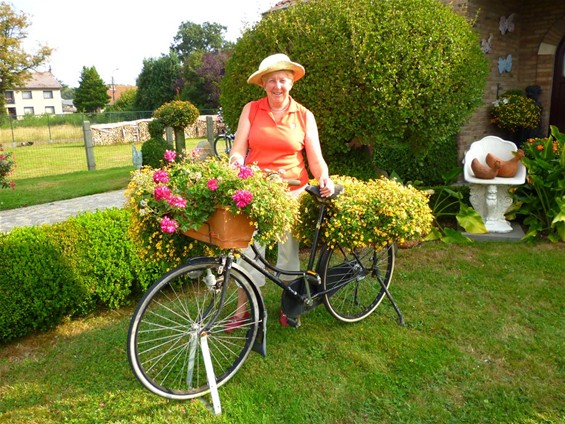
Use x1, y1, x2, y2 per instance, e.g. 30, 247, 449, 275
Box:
0, 208, 155, 344
220, 0, 488, 184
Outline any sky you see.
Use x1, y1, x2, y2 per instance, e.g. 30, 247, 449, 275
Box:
13, 0, 277, 87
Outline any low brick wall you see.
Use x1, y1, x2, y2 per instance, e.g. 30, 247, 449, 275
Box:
90, 115, 223, 146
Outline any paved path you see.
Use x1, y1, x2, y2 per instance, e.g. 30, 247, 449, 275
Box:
0, 190, 127, 233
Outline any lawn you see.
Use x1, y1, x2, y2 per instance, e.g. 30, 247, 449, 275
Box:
0, 241, 562, 423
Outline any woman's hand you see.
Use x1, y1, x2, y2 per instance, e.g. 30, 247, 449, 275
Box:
319, 176, 335, 197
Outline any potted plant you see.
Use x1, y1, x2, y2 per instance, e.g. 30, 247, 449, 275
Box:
490, 92, 541, 134
126, 149, 300, 249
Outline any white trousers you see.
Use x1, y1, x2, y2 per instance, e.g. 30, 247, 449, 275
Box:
239, 186, 304, 287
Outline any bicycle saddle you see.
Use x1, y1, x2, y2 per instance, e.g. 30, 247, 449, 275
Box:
305, 184, 344, 200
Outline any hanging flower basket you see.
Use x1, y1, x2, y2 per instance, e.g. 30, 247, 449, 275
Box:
182, 207, 255, 248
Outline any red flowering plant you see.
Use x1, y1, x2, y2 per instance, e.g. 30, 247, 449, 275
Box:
126, 149, 299, 251
0, 147, 15, 190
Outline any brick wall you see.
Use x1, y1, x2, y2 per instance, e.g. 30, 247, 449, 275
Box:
441, 0, 565, 160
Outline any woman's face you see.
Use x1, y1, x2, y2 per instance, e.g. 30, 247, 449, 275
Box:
262, 71, 294, 106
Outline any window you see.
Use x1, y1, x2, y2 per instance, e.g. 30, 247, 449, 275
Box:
43, 90, 53, 99
24, 107, 34, 115
45, 106, 55, 114
22, 91, 32, 99
5, 91, 15, 104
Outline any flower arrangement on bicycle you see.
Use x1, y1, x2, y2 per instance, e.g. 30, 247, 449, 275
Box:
297, 175, 434, 248
126, 149, 300, 249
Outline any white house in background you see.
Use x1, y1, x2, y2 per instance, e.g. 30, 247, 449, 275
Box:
4, 71, 63, 117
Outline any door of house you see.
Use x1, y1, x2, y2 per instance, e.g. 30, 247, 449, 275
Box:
550, 38, 565, 131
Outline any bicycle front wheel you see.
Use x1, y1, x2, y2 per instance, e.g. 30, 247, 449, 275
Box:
213, 134, 232, 158
127, 258, 260, 400
318, 243, 395, 323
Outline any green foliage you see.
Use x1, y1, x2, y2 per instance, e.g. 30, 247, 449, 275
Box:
134, 53, 182, 111
0, 227, 87, 343
220, 0, 488, 182
147, 118, 166, 139
153, 100, 199, 130
0, 209, 150, 343
153, 100, 199, 153
73, 66, 111, 113
373, 134, 460, 185
141, 137, 171, 168
170, 21, 231, 61
510, 125, 565, 242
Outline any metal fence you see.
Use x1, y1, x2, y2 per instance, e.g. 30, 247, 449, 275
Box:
0, 112, 152, 180
0, 112, 217, 180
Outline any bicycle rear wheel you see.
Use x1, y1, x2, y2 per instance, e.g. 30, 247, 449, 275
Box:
318, 243, 395, 323
127, 258, 260, 400
213, 134, 232, 158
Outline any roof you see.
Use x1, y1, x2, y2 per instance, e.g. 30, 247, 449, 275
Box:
20, 72, 62, 90
264, 0, 304, 14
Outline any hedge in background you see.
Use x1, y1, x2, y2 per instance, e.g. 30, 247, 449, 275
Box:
0, 208, 149, 344
220, 0, 488, 183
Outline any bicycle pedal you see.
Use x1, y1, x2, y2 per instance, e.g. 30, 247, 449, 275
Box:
287, 316, 301, 328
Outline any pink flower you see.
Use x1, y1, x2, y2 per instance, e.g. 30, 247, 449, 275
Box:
164, 150, 176, 162
167, 195, 187, 208
154, 185, 172, 201
238, 166, 254, 179
207, 179, 219, 191
160, 216, 179, 233
153, 169, 169, 184
232, 189, 253, 208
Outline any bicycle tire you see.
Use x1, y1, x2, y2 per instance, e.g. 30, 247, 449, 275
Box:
213, 134, 233, 158
127, 257, 260, 400
318, 243, 395, 323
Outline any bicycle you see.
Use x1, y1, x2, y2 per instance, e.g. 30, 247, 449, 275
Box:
127, 183, 404, 401
213, 107, 234, 158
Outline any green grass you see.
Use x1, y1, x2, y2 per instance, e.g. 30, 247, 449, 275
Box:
0, 242, 563, 423
0, 167, 134, 210
0, 138, 206, 210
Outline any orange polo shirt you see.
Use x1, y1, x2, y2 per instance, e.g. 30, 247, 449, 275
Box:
246, 97, 310, 189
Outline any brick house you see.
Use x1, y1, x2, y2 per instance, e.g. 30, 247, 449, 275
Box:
4, 71, 63, 117
266, 0, 565, 159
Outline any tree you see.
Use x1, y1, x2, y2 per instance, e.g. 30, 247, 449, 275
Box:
134, 52, 182, 111
73, 66, 110, 113
171, 21, 231, 61
0, 2, 52, 115
153, 100, 199, 153
220, 0, 489, 184
180, 50, 232, 111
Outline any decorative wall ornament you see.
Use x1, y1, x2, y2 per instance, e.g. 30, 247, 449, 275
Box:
481, 33, 493, 54
498, 54, 512, 74
499, 13, 515, 35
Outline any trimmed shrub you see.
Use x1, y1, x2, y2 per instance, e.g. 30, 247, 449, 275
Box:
0, 227, 86, 343
0, 208, 151, 344
142, 137, 170, 168
220, 0, 488, 183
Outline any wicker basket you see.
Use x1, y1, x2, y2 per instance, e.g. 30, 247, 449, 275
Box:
183, 208, 255, 248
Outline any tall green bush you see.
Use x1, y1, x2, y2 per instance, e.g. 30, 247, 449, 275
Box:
220, 0, 488, 183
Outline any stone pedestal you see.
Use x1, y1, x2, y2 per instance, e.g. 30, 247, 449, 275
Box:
463, 136, 527, 234
469, 184, 514, 233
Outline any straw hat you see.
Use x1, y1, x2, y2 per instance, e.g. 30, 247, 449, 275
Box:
247, 53, 305, 86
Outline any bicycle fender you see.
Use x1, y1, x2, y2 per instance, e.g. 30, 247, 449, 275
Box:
230, 263, 268, 358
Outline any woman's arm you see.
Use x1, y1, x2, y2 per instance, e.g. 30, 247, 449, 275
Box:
304, 110, 334, 196
228, 102, 252, 166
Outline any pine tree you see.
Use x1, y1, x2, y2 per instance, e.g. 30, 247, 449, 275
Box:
74, 66, 110, 113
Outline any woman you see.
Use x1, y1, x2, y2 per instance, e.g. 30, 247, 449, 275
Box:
227, 53, 335, 329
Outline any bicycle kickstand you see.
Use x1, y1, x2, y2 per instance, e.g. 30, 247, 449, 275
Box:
378, 279, 405, 326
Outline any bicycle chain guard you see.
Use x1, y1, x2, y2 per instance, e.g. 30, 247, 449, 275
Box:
280, 278, 321, 318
